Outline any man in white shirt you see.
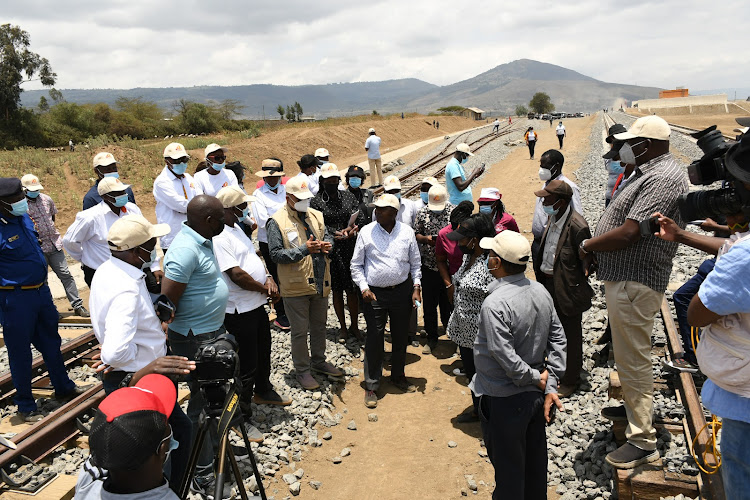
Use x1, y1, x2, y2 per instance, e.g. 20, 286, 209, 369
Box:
351, 194, 422, 408
193, 143, 238, 196
556, 121, 567, 149
492, 119, 500, 134
63, 177, 156, 287
89, 214, 195, 492
153, 142, 203, 252
380, 175, 418, 227
365, 128, 383, 188
252, 158, 290, 330
297, 154, 320, 196
213, 186, 291, 414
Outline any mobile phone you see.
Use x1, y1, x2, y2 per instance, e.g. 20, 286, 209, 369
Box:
547, 403, 557, 426
154, 294, 176, 322
639, 216, 659, 238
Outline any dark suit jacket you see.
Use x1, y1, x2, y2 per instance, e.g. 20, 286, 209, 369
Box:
533, 208, 593, 314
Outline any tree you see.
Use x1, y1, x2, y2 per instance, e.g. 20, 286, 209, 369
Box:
293, 101, 303, 120
213, 99, 245, 121
285, 105, 295, 122
372, 110, 379, 116
38, 96, 49, 112
48, 88, 64, 103
115, 96, 163, 121
0, 24, 56, 122
437, 106, 466, 114
515, 104, 528, 116
276, 104, 284, 120
528, 92, 555, 114
177, 101, 219, 134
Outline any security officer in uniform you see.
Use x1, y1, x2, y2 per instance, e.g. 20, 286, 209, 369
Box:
0, 178, 81, 422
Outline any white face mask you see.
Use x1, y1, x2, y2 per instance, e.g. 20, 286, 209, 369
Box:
618, 140, 647, 166
294, 199, 310, 212
538, 168, 552, 181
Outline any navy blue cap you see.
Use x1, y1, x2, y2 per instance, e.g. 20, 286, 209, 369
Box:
0, 178, 22, 199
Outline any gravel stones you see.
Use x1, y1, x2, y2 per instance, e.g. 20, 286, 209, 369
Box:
340, 447, 351, 457
367, 413, 378, 422
347, 420, 357, 430
448, 440, 458, 448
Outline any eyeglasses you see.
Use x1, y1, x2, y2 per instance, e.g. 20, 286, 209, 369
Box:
169, 157, 189, 164
210, 155, 226, 162
156, 425, 174, 455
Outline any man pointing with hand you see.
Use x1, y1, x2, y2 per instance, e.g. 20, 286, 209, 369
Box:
267, 176, 342, 391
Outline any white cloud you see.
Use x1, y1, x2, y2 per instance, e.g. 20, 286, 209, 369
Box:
9, 0, 750, 92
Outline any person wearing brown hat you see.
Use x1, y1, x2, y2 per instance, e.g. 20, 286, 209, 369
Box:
582, 115, 689, 469
532, 180, 593, 397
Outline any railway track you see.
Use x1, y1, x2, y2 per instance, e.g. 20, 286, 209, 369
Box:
373, 121, 524, 198
609, 112, 737, 143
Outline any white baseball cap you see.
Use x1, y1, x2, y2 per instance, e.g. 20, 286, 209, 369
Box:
456, 143, 474, 156
98, 177, 131, 196
383, 175, 401, 191
427, 185, 448, 211
319, 163, 340, 179
285, 175, 314, 200
107, 214, 170, 251
204, 143, 227, 158
93, 152, 117, 168
216, 186, 255, 208
368, 128, 376, 134
614, 115, 671, 141
314, 148, 330, 158
21, 174, 43, 191
370, 193, 400, 211
479, 230, 531, 266
421, 176, 439, 188
163, 142, 188, 159
477, 187, 501, 202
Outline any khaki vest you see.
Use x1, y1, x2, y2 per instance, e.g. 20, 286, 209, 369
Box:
271, 205, 331, 298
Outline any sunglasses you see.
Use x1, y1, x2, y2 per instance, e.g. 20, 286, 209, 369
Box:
210, 155, 226, 162
170, 157, 189, 164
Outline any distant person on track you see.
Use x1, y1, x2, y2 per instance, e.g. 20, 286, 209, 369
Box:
267, 176, 343, 391
445, 143, 485, 206
473, 230, 566, 500
352, 193, 422, 408
365, 128, 383, 188
83, 152, 136, 210
603, 124, 627, 207
88, 214, 194, 491
549, 116, 553, 127
492, 118, 500, 134
524, 127, 538, 159
556, 121, 566, 148
414, 184, 453, 355
153, 142, 203, 253
0, 177, 81, 423
417, 176, 439, 210
476, 187, 519, 234
531, 150, 581, 260
436, 121, 440, 130
582, 116, 688, 469
297, 154, 321, 196
532, 180, 593, 398
22, 173, 88, 317
69, 139, 74, 152
193, 143, 238, 196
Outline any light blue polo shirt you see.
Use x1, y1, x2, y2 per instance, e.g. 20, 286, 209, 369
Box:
445, 157, 473, 205
164, 222, 229, 335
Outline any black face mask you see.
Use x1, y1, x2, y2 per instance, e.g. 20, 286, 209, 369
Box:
323, 183, 339, 196
458, 239, 475, 255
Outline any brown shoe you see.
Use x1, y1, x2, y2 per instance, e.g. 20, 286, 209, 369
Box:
296, 372, 320, 391
390, 376, 417, 393
312, 361, 343, 377
364, 390, 378, 408
253, 389, 292, 406
558, 383, 577, 398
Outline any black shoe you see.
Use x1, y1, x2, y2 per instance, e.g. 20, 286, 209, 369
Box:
662, 358, 699, 374
601, 405, 627, 421
18, 409, 45, 422
253, 389, 292, 406
391, 376, 417, 393
605, 442, 659, 469
274, 315, 291, 330
74, 306, 90, 318
57, 384, 92, 403
456, 411, 479, 423
596, 323, 612, 345
231, 444, 249, 460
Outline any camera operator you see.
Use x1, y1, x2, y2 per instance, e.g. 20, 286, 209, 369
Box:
579, 116, 689, 469
88, 214, 195, 493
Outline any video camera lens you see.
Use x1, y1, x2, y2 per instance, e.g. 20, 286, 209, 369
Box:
678, 188, 743, 221
686, 126, 733, 186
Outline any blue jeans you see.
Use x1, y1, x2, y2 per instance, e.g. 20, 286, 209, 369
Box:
673, 258, 715, 363
721, 417, 750, 500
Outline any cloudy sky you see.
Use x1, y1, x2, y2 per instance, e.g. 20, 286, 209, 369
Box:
8, 0, 750, 92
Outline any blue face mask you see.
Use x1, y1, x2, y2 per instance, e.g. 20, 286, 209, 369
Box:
159, 427, 179, 465
348, 177, 362, 189
170, 162, 188, 175
479, 205, 492, 214
485, 256, 499, 272
394, 193, 402, 201
210, 161, 225, 172
421, 192, 429, 204
542, 204, 559, 216
138, 246, 157, 270
460, 158, 468, 165
4, 198, 28, 216
237, 206, 250, 223
26, 191, 40, 199
102, 172, 120, 179
609, 161, 625, 174
111, 194, 128, 208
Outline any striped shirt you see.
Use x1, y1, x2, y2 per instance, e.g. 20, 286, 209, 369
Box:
593, 153, 688, 292
26, 193, 62, 253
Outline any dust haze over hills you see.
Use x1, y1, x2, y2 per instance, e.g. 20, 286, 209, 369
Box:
20, 59, 661, 118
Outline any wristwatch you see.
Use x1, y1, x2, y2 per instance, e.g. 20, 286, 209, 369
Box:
119, 372, 135, 388
579, 239, 590, 254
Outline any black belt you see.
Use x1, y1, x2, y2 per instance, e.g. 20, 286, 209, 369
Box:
371, 278, 411, 290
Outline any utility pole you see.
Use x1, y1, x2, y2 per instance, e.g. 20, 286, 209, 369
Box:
262, 104, 265, 121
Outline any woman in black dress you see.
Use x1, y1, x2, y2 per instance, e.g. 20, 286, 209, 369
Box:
310, 163, 366, 343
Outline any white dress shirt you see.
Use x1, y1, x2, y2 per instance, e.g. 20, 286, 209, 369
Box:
153, 166, 203, 249
194, 168, 238, 196
540, 205, 570, 274
89, 257, 167, 372
532, 174, 581, 238
214, 223, 268, 313
63, 201, 143, 269
351, 221, 422, 291
252, 182, 287, 243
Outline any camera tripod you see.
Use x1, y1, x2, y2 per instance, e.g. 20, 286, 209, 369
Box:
177, 378, 267, 500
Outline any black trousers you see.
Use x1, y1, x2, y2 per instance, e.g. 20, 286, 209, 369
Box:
527, 140, 536, 158
224, 306, 273, 410
421, 266, 452, 342
459, 346, 478, 414
363, 279, 412, 390
557, 135, 564, 148
258, 241, 285, 317
82, 264, 96, 288
541, 278, 583, 386
479, 391, 547, 500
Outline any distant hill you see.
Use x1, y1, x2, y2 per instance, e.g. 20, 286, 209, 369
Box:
20, 59, 661, 117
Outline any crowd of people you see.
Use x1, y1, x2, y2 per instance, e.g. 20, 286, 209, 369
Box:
0, 115, 748, 499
